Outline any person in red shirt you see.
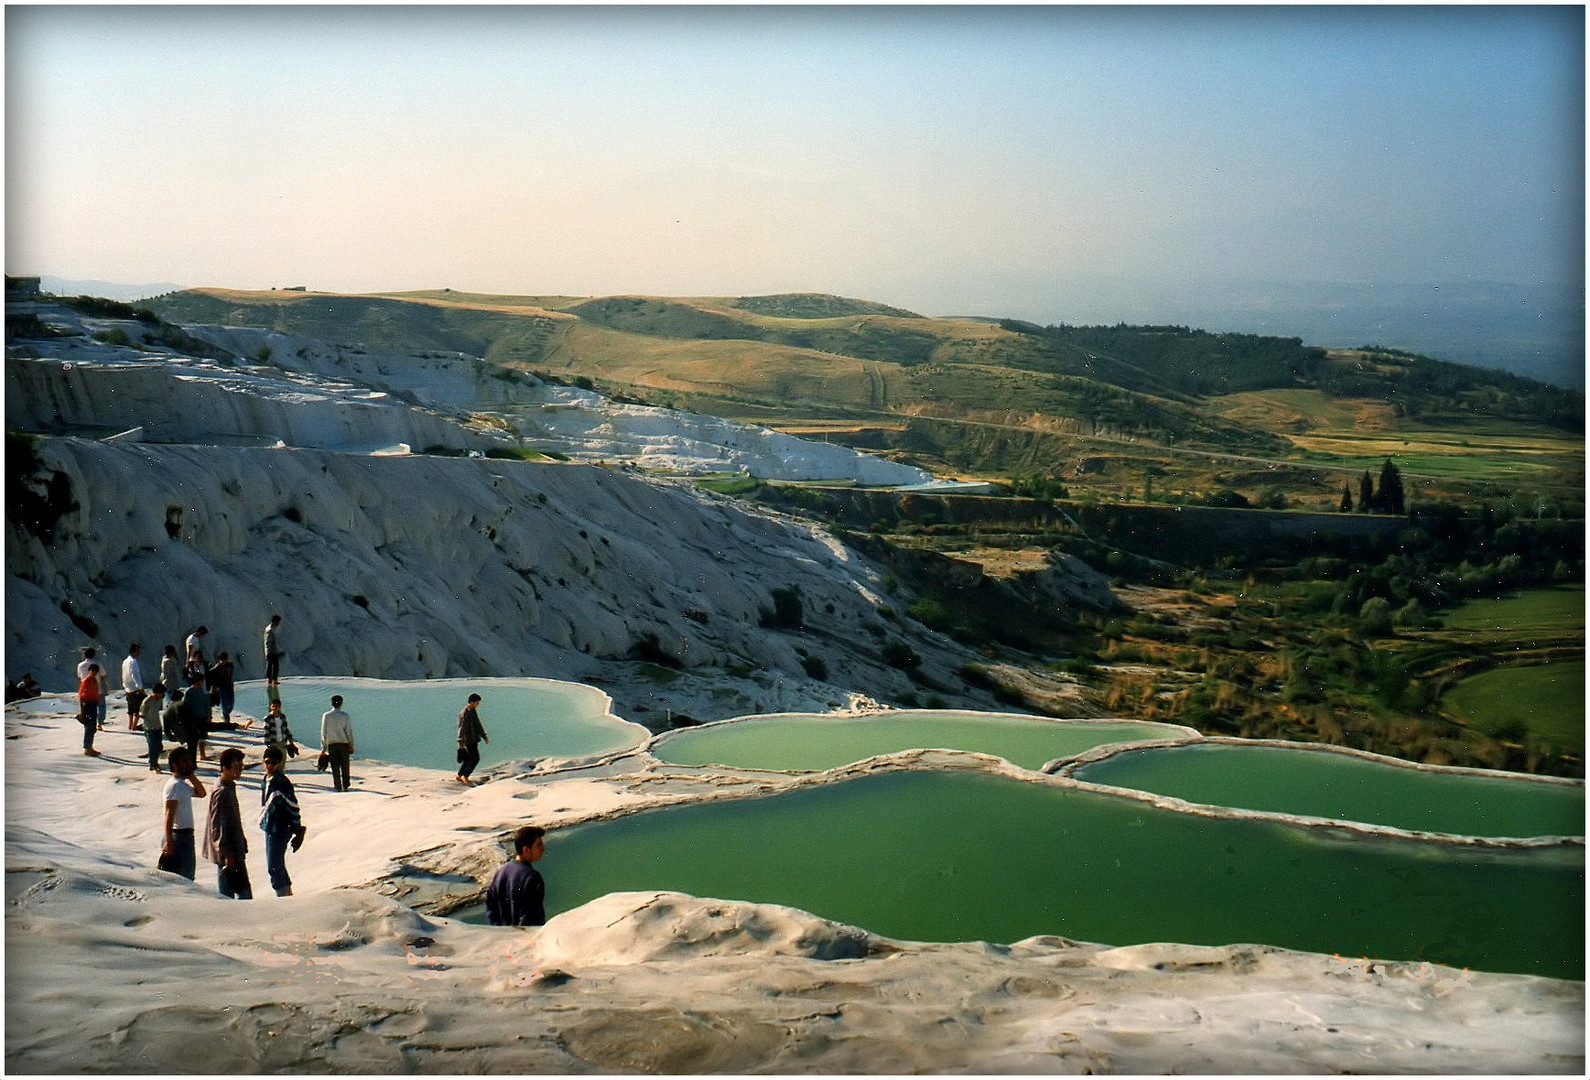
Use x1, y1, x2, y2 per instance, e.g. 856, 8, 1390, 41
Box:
77, 663, 103, 756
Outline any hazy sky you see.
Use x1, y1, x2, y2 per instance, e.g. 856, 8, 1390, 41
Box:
6, 4, 1584, 326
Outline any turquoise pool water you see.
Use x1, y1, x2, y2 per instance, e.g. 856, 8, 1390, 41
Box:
535, 769, 1584, 979
651, 712, 1192, 771
239, 677, 648, 770
1070, 742, 1585, 839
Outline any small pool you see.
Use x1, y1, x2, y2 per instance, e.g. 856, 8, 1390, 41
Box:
530, 769, 1584, 980
239, 677, 648, 770
1069, 742, 1585, 839
650, 711, 1193, 772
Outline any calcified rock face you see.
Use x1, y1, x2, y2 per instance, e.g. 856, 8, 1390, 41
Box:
6, 436, 981, 718
5, 296, 994, 722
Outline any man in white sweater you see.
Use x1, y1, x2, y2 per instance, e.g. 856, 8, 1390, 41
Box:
320, 694, 355, 792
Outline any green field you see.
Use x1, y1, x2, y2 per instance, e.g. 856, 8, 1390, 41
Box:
1434, 587, 1584, 755
1439, 585, 1584, 642
1444, 660, 1585, 755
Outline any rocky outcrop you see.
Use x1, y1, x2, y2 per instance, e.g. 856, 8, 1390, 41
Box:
5, 295, 981, 716
5, 355, 494, 452
6, 436, 985, 720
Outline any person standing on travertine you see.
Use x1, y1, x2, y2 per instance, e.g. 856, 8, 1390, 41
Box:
259, 745, 305, 897
159, 646, 183, 705
261, 699, 296, 762
77, 648, 108, 731
76, 663, 103, 756
141, 683, 166, 772
121, 643, 146, 731
320, 695, 354, 792
263, 614, 283, 686
160, 746, 206, 880
203, 747, 251, 899
184, 626, 209, 683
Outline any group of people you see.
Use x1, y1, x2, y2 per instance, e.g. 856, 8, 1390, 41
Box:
158, 743, 306, 899
75, 621, 261, 763
162, 687, 543, 921
155, 686, 356, 899
47, 617, 545, 923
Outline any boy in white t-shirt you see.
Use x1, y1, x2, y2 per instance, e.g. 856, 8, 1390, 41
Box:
159, 747, 207, 880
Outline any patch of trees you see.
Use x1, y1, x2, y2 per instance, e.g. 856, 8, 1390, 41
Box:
1284, 501, 1582, 622
573, 296, 944, 366
734, 294, 922, 320
997, 321, 1583, 433
58, 295, 162, 323
998, 320, 1327, 397
1005, 474, 1069, 500
1316, 348, 1583, 432
6, 312, 77, 341
1343, 459, 1405, 514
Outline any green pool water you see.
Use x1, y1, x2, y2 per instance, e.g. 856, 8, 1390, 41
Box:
1070, 743, 1585, 839
532, 770, 1583, 980
240, 677, 648, 770
651, 712, 1191, 771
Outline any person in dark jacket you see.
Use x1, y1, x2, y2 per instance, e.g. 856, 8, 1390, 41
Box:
258, 745, 306, 896
181, 672, 211, 760
486, 825, 546, 926
455, 693, 489, 785
207, 652, 236, 727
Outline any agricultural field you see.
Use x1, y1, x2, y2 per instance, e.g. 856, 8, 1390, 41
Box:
1215, 389, 1584, 496
1437, 585, 1585, 644
1214, 388, 1393, 432
1426, 586, 1584, 758
1443, 660, 1585, 756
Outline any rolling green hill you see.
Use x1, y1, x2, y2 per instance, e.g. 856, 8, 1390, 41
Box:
142, 286, 1583, 504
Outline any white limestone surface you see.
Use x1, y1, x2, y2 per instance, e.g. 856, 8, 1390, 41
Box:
4, 694, 1583, 1075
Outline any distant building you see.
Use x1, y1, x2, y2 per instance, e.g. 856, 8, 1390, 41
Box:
5, 276, 42, 297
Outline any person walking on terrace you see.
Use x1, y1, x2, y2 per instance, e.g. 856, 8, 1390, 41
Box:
181, 672, 211, 760
456, 693, 489, 785
207, 652, 236, 727
320, 695, 354, 792
486, 825, 547, 927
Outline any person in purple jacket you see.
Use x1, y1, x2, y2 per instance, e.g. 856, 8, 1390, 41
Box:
486, 825, 546, 927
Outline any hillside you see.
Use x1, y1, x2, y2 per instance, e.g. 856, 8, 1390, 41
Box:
12, 281, 1582, 775
4, 286, 1122, 724
143, 287, 1583, 509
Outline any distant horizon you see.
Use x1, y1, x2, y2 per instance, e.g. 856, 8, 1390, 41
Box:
9, 5, 1580, 375
33, 270, 1585, 390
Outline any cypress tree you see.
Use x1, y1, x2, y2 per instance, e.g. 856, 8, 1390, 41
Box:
1379, 459, 1405, 514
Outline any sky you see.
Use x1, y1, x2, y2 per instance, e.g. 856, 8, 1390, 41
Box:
5, 4, 1584, 345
